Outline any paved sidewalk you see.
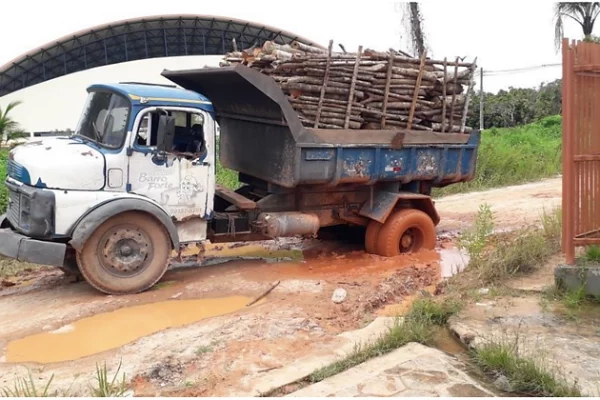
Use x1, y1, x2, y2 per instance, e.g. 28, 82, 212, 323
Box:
287, 342, 495, 397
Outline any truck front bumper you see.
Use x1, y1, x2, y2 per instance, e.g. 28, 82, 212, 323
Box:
0, 214, 66, 266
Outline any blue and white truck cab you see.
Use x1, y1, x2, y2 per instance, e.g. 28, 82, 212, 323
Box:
0, 65, 480, 295
1, 82, 217, 294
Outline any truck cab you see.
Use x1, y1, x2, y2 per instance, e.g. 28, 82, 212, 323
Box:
1, 82, 217, 294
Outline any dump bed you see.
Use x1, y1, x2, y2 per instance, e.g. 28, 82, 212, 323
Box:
161, 65, 480, 189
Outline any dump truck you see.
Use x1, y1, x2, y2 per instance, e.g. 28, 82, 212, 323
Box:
0, 64, 480, 295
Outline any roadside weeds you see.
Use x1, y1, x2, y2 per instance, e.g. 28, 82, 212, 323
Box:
471, 337, 582, 397
307, 298, 462, 384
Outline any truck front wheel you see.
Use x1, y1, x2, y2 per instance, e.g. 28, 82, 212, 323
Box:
76, 212, 171, 295
375, 209, 436, 257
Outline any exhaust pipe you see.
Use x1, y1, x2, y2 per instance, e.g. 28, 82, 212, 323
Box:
255, 212, 320, 238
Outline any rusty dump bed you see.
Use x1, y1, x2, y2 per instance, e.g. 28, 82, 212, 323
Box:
161, 65, 480, 189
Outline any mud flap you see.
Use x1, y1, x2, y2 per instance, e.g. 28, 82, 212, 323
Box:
358, 191, 440, 225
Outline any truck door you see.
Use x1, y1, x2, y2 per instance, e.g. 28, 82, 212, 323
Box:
127, 107, 214, 241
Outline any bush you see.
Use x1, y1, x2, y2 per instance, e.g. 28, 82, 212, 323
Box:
436, 116, 562, 196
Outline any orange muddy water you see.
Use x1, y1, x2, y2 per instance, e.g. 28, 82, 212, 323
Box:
5, 296, 261, 364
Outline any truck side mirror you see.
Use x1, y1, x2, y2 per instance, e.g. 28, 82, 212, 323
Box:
156, 115, 175, 152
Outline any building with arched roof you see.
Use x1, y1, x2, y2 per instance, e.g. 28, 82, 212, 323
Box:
0, 15, 322, 97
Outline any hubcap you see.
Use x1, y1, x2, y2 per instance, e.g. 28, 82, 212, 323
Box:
399, 227, 423, 253
99, 225, 153, 277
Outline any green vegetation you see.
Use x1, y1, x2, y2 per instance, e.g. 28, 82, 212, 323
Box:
469, 81, 562, 129
472, 340, 581, 396
0, 101, 27, 147
436, 115, 562, 196
90, 361, 128, 397
458, 205, 562, 284
307, 298, 461, 384
0, 372, 57, 397
195, 345, 214, 356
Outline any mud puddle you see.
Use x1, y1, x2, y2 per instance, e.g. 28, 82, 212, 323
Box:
4, 296, 262, 364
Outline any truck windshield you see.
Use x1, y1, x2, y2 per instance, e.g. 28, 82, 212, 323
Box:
74, 91, 130, 149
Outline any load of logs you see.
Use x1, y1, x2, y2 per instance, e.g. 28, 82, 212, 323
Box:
220, 39, 477, 133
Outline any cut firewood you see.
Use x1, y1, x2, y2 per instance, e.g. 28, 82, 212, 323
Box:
222, 39, 477, 132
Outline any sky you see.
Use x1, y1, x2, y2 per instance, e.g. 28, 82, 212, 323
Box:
0, 0, 585, 132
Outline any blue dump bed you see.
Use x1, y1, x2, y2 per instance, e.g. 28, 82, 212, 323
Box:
162, 65, 480, 189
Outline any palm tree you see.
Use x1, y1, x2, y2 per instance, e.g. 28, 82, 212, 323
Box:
554, 2, 600, 51
400, 2, 427, 57
0, 101, 25, 145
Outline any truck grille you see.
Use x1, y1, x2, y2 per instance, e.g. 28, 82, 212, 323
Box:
7, 188, 21, 227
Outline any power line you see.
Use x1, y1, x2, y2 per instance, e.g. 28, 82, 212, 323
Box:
476, 63, 561, 77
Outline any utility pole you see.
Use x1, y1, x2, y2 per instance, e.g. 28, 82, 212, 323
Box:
479, 68, 484, 131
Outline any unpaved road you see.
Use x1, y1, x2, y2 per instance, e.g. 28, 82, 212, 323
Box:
0, 177, 561, 396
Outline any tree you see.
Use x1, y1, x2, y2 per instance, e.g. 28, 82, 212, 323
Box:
400, 2, 428, 57
554, 2, 600, 51
0, 101, 26, 145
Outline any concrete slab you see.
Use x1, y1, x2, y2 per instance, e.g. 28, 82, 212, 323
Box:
555, 264, 600, 296
286, 343, 495, 397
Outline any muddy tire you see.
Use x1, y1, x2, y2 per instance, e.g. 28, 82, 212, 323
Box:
375, 209, 436, 257
364, 220, 383, 254
76, 212, 171, 295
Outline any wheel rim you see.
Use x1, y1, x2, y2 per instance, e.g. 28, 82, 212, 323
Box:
98, 224, 154, 277
399, 226, 424, 253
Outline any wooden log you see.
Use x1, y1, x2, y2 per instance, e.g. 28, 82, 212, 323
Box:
367, 101, 423, 110
282, 83, 365, 98
294, 95, 365, 108
431, 122, 473, 133
300, 109, 363, 121
315, 40, 333, 128
381, 52, 394, 128
305, 68, 376, 82
407, 52, 427, 130
300, 115, 362, 129
344, 46, 363, 129
363, 88, 434, 106
286, 76, 361, 89
291, 41, 327, 54
373, 78, 434, 87
299, 117, 342, 129
460, 57, 477, 133
363, 118, 432, 130
291, 102, 361, 115
441, 58, 447, 133
449, 58, 460, 130
362, 49, 475, 68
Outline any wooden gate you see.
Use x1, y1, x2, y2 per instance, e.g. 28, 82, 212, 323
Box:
562, 39, 600, 264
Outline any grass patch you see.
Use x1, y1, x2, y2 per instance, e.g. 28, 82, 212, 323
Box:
0, 256, 39, 279
458, 205, 562, 284
0, 372, 57, 397
435, 115, 562, 197
542, 282, 600, 317
195, 345, 214, 356
472, 341, 581, 396
307, 298, 462, 384
90, 361, 128, 397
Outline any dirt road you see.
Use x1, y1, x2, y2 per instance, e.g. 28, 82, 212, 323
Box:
0, 177, 561, 396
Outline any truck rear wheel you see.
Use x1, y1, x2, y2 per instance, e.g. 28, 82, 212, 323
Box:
375, 209, 436, 257
365, 220, 383, 254
76, 212, 171, 295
